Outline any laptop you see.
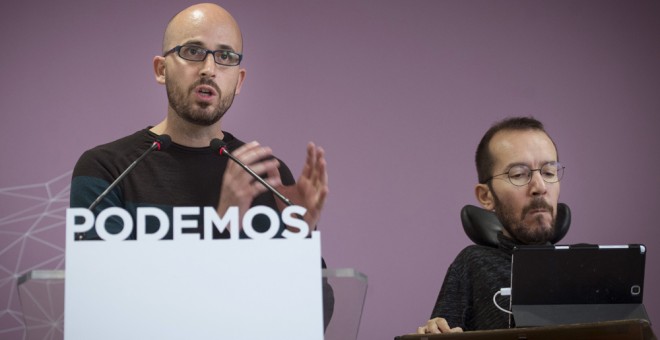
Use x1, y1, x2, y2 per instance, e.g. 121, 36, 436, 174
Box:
510, 244, 650, 327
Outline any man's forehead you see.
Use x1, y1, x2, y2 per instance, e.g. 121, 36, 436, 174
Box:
164, 5, 242, 51
489, 129, 557, 167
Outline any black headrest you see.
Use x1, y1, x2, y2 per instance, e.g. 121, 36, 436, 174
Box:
461, 202, 571, 247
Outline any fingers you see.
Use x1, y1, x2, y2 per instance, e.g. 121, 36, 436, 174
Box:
300, 142, 329, 226
314, 145, 328, 185
219, 141, 282, 211
315, 147, 328, 206
228, 142, 282, 181
232, 141, 274, 167
304, 142, 328, 192
310, 146, 328, 213
416, 318, 458, 334
264, 161, 283, 188
427, 318, 445, 334
302, 142, 327, 182
301, 142, 316, 179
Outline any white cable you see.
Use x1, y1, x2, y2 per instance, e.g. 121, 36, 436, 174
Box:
493, 289, 513, 315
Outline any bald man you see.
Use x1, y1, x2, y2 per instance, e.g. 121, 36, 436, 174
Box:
70, 3, 328, 241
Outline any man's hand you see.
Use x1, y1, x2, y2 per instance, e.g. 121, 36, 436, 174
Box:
217, 141, 282, 220
416, 317, 463, 334
277, 142, 328, 233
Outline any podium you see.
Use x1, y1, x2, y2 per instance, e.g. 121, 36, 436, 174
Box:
395, 319, 656, 340
17, 268, 367, 340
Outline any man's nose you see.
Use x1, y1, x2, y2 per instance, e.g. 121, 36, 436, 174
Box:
199, 52, 216, 78
528, 170, 547, 196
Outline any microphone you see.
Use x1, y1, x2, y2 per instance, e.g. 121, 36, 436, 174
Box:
210, 138, 292, 206
87, 134, 172, 211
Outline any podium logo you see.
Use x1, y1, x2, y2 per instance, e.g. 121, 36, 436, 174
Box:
67, 205, 309, 241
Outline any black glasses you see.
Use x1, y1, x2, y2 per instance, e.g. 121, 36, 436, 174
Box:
484, 162, 565, 186
163, 45, 243, 66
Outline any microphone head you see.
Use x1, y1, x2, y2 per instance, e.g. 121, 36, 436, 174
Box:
155, 134, 172, 151
210, 138, 227, 155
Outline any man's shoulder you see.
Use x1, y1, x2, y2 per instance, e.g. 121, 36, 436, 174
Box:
87, 129, 152, 153
457, 244, 502, 256
454, 244, 509, 266
73, 129, 151, 176
446, 244, 511, 285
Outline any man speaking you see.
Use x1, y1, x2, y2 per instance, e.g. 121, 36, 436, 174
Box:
70, 3, 328, 240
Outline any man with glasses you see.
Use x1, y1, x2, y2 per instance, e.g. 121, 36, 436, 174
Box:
69, 4, 335, 331
416, 117, 564, 334
70, 3, 328, 240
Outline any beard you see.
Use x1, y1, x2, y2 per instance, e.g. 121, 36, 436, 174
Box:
492, 192, 556, 245
166, 77, 235, 126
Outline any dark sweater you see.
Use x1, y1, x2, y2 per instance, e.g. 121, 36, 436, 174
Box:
430, 233, 519, 330
70, 129, 294, 239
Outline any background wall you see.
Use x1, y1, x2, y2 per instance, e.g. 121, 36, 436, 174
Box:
1, 0, 659, 339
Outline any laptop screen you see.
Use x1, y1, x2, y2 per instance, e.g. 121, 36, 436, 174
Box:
511, 244, 646, 306
510, 244, 649, 326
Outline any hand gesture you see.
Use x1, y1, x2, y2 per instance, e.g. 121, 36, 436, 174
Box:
217, 141, 282, 218
277, 142, 328, 233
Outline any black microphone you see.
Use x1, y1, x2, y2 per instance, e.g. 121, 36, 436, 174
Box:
210, 138, 292, 206
88, 134, 172, 211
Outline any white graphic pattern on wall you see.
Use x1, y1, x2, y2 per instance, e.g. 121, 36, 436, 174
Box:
0, 172, 70, 340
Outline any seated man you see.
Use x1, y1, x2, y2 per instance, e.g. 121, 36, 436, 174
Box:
417, 116, 564, 334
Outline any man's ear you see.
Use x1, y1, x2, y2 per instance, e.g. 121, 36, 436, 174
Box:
154, 56, 166, 84
234, 68, 246, 95
475, 183, 495, 211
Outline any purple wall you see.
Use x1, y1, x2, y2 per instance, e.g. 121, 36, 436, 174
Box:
1, 0, 659, 339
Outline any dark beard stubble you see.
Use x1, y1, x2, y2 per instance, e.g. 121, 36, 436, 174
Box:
166, 78, 235, 126
492, 191, 556, 245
